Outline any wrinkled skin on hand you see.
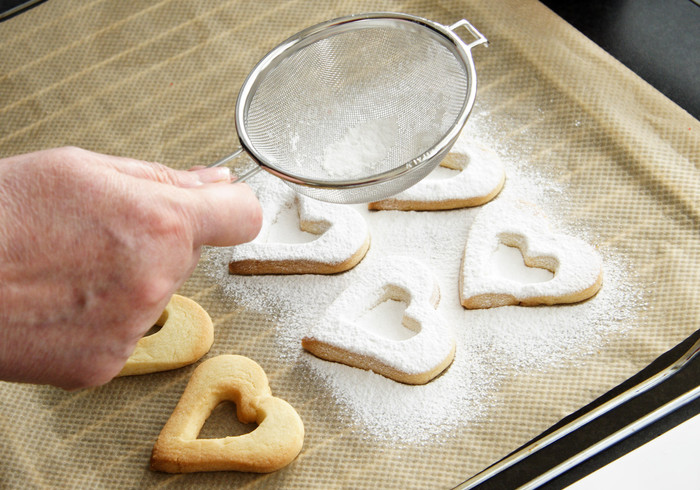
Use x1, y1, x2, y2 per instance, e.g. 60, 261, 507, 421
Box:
0, 147, 262, 389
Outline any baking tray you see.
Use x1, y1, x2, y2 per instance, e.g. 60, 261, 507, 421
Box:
0, 1, 698, 488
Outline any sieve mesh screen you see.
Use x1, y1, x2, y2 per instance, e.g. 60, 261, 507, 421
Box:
243, 20, 470, 184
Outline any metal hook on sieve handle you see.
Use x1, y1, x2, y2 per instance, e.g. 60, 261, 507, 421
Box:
448, 19, 489, 50
208, 148, 262, 183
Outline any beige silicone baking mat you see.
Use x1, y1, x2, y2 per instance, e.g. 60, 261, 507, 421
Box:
1, 0, 698, 488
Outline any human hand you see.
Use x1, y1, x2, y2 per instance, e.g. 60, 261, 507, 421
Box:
0, 147, 262, 389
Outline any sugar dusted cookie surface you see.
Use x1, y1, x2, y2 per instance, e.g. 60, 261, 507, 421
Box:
118, 294, 213, 376
150, 355, 304, 473
302, 256, 455, 385
228, 175, 369, 274
460, 200, 603, 309
368, 139, 505, 211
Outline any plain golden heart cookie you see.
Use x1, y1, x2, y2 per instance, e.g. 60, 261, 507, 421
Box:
302, 256, 456, 385
460, 200, 603, 309
228, 187, 370, 275
118, 294, 213, 376
150, 355, 304, 473
368, 140, 505, 211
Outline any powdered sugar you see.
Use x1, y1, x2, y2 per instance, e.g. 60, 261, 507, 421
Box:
302, 256, 454, 379
204, 123, 643, 444
370, 138, 505, 206
356, 299, 416, 341
318, 117, 399, 180
227, 180, 369, 266
460, 199, 603, 308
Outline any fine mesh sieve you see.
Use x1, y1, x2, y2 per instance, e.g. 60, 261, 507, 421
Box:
211, 12, 488, 204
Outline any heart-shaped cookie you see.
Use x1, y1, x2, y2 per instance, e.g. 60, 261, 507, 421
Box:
229, 179, 370, 274
118, 294, 213, 376
368, 140, 505, 210
460, 200, 603, 308
150, 355, 304, 473
302, 256, 455, 385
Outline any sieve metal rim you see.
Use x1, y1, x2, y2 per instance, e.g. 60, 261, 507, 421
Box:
232, 12, 488, 192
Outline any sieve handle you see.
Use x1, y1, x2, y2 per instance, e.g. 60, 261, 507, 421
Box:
208, 148, 262, 183
449, 19, 489, 50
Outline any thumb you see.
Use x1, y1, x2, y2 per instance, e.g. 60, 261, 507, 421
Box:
184, 182, 263, 247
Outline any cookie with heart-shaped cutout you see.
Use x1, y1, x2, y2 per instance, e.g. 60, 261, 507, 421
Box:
228, 178, 370, 274
150, 355, 304, 473
368, 140, 505, 210
302, 256, 455, 385
460, 200, 603, 309
118, 294, 213, 376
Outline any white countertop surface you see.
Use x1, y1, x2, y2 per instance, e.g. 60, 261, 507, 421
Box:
568, 413, 700, 489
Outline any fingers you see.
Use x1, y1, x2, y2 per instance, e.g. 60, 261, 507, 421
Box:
122, 160, 231, 188
185, 167, 232, 186
86, 148, 231, 188
64, 147, 262, 247
184, 182, 263, 247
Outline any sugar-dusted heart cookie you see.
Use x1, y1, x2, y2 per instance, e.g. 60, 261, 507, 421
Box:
150, 355, 304, 473
228, 176, 370, 274
460, 200, 603, 309
118, 295, 213, 376
368, 139, 505, 211
302, 256, 455, 385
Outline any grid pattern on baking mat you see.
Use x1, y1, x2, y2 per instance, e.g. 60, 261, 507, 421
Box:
0, 0, 698, 488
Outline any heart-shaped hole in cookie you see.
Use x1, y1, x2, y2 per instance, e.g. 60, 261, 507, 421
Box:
198, 401, 257, 439
490, 241, 555, 283
143, 324, 162, 337
266, 201, 323, 244
355, 297, 417, 341
426, 162, 461, 181
422, 152, 467, 182
143, 309, 169, 337
118, 295, 213, 377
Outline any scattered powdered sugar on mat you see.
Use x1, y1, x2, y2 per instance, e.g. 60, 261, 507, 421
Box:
204, 121, 643, 444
